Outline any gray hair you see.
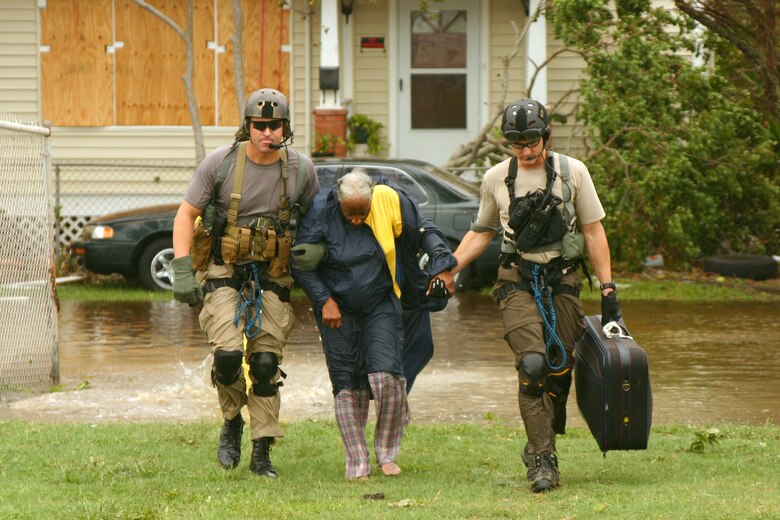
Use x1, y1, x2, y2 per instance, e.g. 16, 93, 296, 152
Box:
336, 170, 374, 203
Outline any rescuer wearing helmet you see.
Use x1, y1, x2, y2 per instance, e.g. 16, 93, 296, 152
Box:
451, 99, 621, 492
171, 88, 319, 477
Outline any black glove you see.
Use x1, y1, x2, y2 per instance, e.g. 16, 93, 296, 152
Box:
600, 290, 622, 326
172, 255, 203, 307
428, 277, 450, 299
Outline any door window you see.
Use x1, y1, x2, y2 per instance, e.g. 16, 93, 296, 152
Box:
409, 10, 468, 130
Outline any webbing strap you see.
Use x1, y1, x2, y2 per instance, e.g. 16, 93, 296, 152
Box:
227, 141, 249, 226
557, 153, 575, 227
495, 279, 580, 301
280, 147, 289, 201
215, 141, 239, 195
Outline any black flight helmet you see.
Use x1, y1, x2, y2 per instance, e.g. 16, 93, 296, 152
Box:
501, 99, 551, 144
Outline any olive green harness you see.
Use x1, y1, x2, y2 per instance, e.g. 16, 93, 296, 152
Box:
191, 141, 310, 274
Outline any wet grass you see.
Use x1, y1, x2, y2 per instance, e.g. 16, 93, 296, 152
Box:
57, 271, 780, 303
578, 276, 779, 302
57, 276, 173, 302
0, 420, 777, 519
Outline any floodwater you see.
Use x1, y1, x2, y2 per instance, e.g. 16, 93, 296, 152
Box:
1, 294, 779, 427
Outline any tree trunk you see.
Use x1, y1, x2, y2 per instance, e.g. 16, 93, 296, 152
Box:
133, 0, 206, 164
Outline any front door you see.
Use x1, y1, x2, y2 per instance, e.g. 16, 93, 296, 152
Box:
396, 0, 481, 167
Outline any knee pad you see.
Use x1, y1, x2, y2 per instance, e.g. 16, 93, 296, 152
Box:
249, 352, 281, 397
544, 368, 572, 399
518, 352, 548, 397
545, 367, 572, 434
211, 350, 243, 387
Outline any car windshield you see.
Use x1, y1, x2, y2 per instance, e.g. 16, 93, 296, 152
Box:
417, 163, 480, 198
339, 165, 429, 205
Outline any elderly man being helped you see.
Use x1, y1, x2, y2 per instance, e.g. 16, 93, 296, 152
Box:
291, 170, 456, 480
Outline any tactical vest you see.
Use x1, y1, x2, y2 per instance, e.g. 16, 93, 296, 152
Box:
191, 141, 311, 276
502, 152, 584, 260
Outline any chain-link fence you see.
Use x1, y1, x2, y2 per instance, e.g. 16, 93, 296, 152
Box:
0, 115, 58, 397
53, 160, 195, 256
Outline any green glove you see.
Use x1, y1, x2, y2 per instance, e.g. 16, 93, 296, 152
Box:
171, 255, 203, 306
290, 242, 328, 271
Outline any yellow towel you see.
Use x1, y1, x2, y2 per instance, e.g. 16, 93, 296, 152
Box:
365, 185, 403, 298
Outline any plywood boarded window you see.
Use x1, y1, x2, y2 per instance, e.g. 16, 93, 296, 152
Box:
40, 0, 289, 127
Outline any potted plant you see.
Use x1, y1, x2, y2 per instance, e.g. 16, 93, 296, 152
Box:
347, 114, 388, 155
312, 133, 345, 157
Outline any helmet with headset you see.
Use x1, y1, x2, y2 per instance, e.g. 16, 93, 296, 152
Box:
238, 88, 293, 142
500, 99, 551, 144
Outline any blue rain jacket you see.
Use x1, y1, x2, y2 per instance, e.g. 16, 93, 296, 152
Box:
293, 180, 456, 392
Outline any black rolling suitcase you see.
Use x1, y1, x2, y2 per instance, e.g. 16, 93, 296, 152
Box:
574, 315, 652, 452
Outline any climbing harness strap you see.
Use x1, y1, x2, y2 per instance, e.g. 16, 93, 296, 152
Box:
528, 264, 567, 371
233, 263, 265, 339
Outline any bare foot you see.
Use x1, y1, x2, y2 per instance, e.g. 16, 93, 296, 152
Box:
381, 462, 401, 476
348, 475, 370, 482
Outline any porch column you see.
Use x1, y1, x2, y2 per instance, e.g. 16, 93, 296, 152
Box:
525, 0, 548, 104
314, 0, 348, 156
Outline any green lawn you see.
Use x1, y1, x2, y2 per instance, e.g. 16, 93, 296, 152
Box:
57, 272, 780, 303
1, 421, 777, 519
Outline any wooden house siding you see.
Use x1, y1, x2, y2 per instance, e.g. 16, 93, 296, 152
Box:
1, 0, 604, 165
289, 0, 320, 150
0, 0, 39, 122
351, 2, 390, 132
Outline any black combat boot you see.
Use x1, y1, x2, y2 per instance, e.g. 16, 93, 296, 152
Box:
217, 414, 244, 469
250, 437, 278, 478
521, 442, 534, 481
530, 452, 560, 493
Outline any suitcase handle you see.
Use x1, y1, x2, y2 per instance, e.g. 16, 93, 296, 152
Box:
602, 321, 633, 340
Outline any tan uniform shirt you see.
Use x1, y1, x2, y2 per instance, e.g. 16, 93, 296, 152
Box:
475, 151, 605, 264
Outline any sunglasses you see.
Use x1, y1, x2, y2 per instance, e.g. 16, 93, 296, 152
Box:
510, 137, 542, 150
503, 128, 543, 144
251, 120, 284, 132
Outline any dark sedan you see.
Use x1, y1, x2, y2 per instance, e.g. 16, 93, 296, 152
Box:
71, 158, 500, 291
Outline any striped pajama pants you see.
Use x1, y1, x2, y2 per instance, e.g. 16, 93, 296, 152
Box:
334, 372, 409, 479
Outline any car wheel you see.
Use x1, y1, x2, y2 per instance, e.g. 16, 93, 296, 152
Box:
703, 254, 778, 281
138, 237, 175, 291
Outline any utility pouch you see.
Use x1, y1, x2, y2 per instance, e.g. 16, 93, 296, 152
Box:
237, 227, 253, 257
191, 219, 212, 271
562, 231, 585, 260
210, 214, 228, 266
220, 234, 239, 264
250, 231, 266, 259
263, 228, 278, 260
507, 190, 540, 239
515, 205, 567, 252
267, 232, 292, 278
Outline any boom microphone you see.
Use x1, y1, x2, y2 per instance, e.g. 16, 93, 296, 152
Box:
269, 143, 284, 149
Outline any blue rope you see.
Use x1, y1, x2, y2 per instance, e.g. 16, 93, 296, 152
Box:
233, 263, 263, 338
529, 264, 567, 371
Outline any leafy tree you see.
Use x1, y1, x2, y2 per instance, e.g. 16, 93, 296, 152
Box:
674, 0, 779, 147
551, 0, 778, 269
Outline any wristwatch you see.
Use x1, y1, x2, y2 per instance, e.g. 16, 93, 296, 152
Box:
600, 281, 617, 292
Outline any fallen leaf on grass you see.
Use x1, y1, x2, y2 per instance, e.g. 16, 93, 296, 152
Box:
362, 493, 385, 501
389, 499, 416, 508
